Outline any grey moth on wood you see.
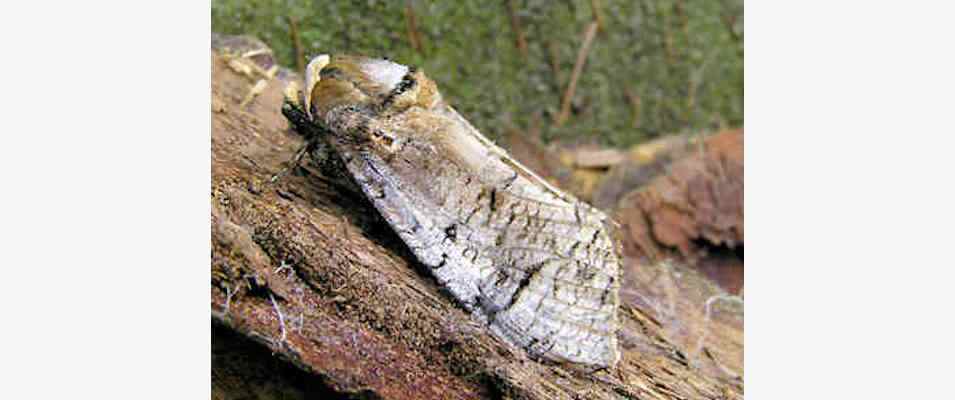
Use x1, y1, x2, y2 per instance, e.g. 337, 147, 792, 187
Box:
291, 54, 621, 368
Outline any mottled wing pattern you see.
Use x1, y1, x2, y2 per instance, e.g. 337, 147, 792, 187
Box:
328, 104, 621, 368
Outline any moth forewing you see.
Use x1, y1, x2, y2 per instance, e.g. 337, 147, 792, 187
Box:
437, 105, 576, 204
302, 54, 621, 368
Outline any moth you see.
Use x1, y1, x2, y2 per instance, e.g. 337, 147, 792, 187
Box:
287, 54, 621, 368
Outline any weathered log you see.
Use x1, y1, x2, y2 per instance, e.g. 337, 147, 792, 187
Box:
211, 37, 742, 399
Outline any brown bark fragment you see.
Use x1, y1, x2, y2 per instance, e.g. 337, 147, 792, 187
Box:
615, 130, 744, 294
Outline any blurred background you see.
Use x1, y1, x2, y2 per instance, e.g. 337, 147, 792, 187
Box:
212, 0, 743, 147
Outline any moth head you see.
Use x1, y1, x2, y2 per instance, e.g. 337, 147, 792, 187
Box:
303, 54, 443, 155
304, 54, 441, 121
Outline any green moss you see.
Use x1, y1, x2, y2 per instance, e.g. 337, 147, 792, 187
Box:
213, 0, 742, 147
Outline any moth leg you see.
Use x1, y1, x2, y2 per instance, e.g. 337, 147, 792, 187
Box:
270, 140, 313, 183
272, 98, 319, 182
275, 97, 362, 197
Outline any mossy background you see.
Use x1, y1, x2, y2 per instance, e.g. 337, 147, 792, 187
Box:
212, 0, 742, 147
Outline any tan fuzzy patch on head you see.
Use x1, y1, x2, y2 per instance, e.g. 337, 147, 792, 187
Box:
414, 71, 442, 109
303, 54, 330, 116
